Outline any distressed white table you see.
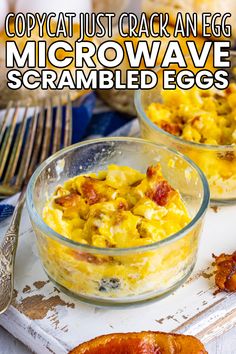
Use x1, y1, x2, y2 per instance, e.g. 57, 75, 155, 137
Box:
0, 120, 235, 353
0, 200, 235, 354
1, 0, 235, 351
0, 325, 235, 354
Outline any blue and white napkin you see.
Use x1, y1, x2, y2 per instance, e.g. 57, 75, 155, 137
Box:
0, 93, 139, 222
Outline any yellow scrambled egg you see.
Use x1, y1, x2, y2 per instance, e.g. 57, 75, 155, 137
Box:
43, 164, 190, 248
147, 84, 236, 145
40, 165, 198, 299
146, 85, 236, 200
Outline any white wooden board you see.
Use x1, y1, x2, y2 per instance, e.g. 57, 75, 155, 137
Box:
0, 201, 235, 354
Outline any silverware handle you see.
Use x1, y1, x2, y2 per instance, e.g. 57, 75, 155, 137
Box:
0, 189, 26, 314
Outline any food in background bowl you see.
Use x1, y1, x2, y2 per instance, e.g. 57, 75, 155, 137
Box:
27, 138, 209, 305
146, 84, 236, 146
146, 84, 236, 201
135, 53, 236, 205
69, 331, 207, 354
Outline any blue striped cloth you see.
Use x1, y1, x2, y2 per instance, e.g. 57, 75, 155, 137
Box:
0, 93, 139, 222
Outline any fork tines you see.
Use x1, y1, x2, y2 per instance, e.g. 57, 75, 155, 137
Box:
0, 95, 72, 198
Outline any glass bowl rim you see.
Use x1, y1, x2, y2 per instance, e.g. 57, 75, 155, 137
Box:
26, 137, 210, 255
135, 50, 236, 151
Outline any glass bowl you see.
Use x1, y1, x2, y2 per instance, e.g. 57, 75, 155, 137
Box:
135, 52, 236, 205
26, 137, 209, 306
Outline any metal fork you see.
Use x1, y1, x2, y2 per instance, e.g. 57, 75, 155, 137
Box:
0, 96, 72, 314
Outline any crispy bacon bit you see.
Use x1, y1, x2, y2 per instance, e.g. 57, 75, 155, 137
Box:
161, 122, 182, 136
201, 91, 211, 98
131, 180, 142, 187
71, 251, 105, 265
55, 192, 80, 208
146, 181, 173, 207
218, 152, 235, 162
225, 86, 233, 95
147, 166, 157, 179
81, 178, 102, 205
105, 240, 115, 248
213, 252, 236, 294
190, 116, 200, 126
118, 201, 128, 210
69, 331, 207, 354
211, 206, 218, 213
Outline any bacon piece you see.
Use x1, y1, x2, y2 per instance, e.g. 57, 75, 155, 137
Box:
71, 251, 105, 265
161, 122, 182, 136
213, 252, 236, 294
55, 192, 81, 208
81, 177, 103, 205
69, 331, 207, 354
146, 181, 173, 207
190, 116, 201, 126
146, 166, 157, 179
117, 200, 128, 210
131, 180, 142, 187
225, 86, 234, 95
217, 152, 235, 162
146, 165, 162, 179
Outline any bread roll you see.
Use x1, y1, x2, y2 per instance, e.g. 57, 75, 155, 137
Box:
142, 0, 236, 39
0, 0, 8, 32
93, 0, 129, 14
0, 23, 97, 107
97, 24, 206, 115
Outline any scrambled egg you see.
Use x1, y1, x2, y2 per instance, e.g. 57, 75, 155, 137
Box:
147, 84, 236, 146
43, 164, 190, 248
146, 85, 236, 200
40, 165, 198, 299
